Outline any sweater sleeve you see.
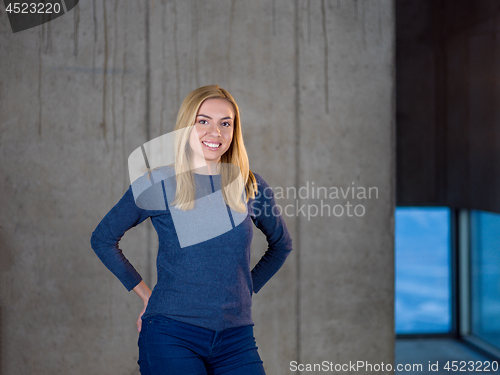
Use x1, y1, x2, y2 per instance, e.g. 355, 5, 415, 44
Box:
90, 185, 151, 291
250, 172, 293, 293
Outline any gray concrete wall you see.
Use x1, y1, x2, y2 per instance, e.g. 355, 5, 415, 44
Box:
0, 1, 394, 374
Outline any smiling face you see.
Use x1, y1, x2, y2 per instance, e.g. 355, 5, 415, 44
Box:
188, 98, 235, 172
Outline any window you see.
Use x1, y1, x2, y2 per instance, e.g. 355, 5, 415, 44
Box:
395, 207, 452, 334
470, 210, 500, 349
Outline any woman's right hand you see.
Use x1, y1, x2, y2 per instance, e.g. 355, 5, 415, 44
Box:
132, 280, 152, 332
137, 303, 148, 332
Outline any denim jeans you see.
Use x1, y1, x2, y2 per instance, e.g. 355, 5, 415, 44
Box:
138, 315, 266, 375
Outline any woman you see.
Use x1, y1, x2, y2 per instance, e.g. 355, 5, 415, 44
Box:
90, 85, 292, 375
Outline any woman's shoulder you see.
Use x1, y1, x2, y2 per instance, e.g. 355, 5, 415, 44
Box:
250, 170, 271, 189
129, 165, 176, 211
151, 164, 176, 180
249, 171, 277, 203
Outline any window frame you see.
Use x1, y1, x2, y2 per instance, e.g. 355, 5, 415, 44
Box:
459, 209, 500, 360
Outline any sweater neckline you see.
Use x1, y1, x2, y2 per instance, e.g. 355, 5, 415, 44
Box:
193, 172, 220, 177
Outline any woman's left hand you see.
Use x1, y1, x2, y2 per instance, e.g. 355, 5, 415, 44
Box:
133, 280, 152, 332
137, 303, 148, 332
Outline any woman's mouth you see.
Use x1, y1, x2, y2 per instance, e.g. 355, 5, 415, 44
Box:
202, 141, 222, 150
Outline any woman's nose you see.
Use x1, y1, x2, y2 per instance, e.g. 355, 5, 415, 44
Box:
207, 122, 220, 136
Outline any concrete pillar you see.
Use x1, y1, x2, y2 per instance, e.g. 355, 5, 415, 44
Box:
0, 1, 394, 374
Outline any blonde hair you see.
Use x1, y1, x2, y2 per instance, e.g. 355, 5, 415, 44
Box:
171, 85, 257, 212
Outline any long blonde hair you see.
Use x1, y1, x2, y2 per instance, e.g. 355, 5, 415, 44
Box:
171, 85, 257, 212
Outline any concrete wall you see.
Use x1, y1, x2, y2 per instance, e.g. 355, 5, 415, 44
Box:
0, 1, 395, 374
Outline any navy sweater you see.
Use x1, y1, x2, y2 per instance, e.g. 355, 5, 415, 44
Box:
90, 169, 292, 331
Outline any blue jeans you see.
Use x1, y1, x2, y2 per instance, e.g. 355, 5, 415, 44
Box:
138, 315, 266, 375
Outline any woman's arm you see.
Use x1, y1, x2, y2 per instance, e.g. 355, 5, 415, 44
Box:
90, 185, 151, 291
91, 186, 152, 330
249, 172, 293, 293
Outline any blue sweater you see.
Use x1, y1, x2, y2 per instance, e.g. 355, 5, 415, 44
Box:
90, 169, 292, 331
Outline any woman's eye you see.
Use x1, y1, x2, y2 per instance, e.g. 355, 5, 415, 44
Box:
222, 122, 231, 127
199, 119, 208, 125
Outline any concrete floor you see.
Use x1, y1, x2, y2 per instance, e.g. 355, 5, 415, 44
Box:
396, 338, 500, 374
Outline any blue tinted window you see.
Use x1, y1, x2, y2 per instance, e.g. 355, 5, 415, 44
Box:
395, 207, 452, 334
471, 210, 500, 348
